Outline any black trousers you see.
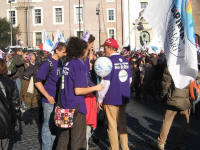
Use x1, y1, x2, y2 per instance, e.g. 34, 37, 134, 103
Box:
55, 112, 86, 150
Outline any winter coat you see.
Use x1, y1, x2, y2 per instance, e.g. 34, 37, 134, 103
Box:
161, 67, 191, 111
0, 75, 20, 139
11, 54, 25, 79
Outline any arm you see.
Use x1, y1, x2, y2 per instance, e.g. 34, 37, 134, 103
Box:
97, 80, 110, 102
35, 82, 55, 104
97, 80, 110, 110
74, 84, 103, 95
161, 67, 172, 99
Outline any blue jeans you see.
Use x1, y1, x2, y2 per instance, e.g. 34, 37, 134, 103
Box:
42, 102, 55, 150
15, 78, 21, 94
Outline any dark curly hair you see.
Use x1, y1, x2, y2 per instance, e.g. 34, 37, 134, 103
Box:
0, 59, 8, 75
66, 37, 88, 60
88, 34, 95, 44
53, 42, 67, 52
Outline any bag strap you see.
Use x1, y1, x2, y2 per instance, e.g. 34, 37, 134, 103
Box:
44, 59, 53, 85
194, 80, 200, 95
56, 74, 79, 110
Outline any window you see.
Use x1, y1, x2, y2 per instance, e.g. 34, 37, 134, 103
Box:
32, 0, 42, 2
107, 9, 115, 22
107, 28, 116, 39
53, 6, 64, 24
33, 8, 42, 25
56, 8, 62, 22
7, 0, 16, 3
76, 31, 84, 38
35, 32, 42, 46
141, 2, 148, 9
195, 34, 200, 47
8, 10, 16, 25
140, 31, 150, 46
75, 6, 83, 24
106, 0, 115, 2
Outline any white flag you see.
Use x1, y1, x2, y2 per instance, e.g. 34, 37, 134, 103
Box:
143, 0, 198, 89
53, 30, 66, 44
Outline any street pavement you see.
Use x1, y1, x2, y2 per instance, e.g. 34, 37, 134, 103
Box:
8, 98, 200, 150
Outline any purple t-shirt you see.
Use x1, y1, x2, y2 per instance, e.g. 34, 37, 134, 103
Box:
103, 54, 132, 105
60, 59, 88, 114
35, 57, 59, 103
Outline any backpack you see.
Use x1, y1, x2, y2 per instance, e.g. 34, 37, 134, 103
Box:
34, 59, 53, 101
189, 79, 200, 101
34, 59, 53, 85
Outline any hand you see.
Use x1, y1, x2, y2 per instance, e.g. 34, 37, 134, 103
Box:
46, 95, 55, 104
98, 101, 103, 110
95, 84, 103, 91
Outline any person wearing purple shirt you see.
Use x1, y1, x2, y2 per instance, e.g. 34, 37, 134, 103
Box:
98, 38, 132, 150
56, 37, 103, 150
82, 33, 97, 150
34, 42, 66, 150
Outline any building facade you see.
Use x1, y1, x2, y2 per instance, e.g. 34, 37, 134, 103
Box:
123, 0, 153, 50
192, 0, 200, 46
0, 0, 123, 49
123, 0, 200, 50
1, 0, 199, 50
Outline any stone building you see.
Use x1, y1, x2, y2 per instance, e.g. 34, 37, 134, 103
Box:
192, 0, 200, 46
0, 0, 123, 49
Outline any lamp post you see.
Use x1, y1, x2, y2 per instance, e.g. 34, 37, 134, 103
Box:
78, 0, 81, 37
27, 0, 30, 47
96, 3, 101, 49
8, 0, 13, 46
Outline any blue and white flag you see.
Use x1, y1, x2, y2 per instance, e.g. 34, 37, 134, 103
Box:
143, 0, 198, 89
53, 30, 67, 44
39, 32, 53, 53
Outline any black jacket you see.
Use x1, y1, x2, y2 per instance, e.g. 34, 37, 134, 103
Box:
0, 75, 20, 139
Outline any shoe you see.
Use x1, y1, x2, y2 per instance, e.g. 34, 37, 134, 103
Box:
172, 146, 186, 150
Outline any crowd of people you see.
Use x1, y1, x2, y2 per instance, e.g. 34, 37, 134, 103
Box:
0, 33, 199, 150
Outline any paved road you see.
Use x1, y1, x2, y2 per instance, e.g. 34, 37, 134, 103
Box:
8, 98, 200, 150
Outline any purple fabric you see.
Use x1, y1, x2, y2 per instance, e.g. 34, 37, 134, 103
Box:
35, 57, 59, 103
82, 31, 90, 42
103, 54, 132, 105
61, 59, 88, 114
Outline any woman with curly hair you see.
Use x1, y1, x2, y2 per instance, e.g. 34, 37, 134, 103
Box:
56, 37, 103, 150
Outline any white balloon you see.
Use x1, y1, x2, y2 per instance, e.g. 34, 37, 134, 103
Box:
94, 57, 113, 78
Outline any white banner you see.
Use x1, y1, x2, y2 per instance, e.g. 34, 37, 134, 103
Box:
143, 0, 198, 89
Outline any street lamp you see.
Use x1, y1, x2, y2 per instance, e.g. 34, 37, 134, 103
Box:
96, 3, 101, 49
8, 0, 13, 46
78, 0, 81, 37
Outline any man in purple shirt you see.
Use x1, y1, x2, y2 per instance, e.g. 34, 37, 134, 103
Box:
34, 42, 66, 150
98, 38, 132, 150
